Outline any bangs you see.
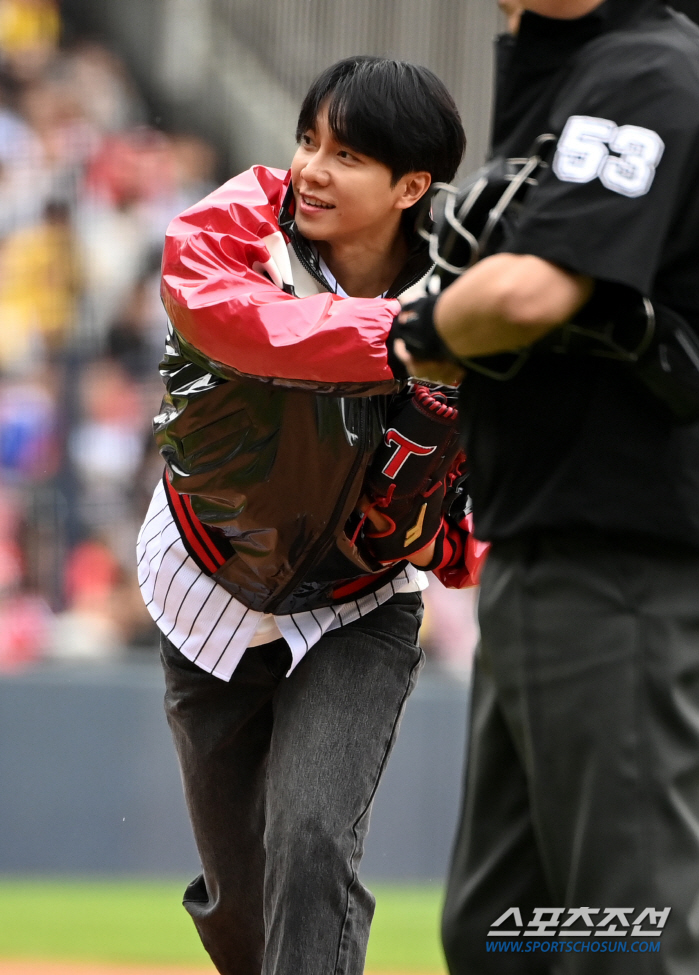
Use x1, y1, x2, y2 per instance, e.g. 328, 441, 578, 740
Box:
296, 59, 390, 154
325, 76, 397, 166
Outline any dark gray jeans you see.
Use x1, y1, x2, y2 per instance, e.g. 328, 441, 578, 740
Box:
442, 531, 699, 975
161, 592, 423, 975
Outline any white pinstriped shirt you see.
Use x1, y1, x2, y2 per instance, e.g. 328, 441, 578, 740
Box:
137, 478, 427, 682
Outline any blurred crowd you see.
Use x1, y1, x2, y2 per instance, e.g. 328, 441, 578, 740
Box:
0, 0, 218, 669
0, 0, 476, 674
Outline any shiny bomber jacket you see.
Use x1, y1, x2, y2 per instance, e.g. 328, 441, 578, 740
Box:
155, 166, 431, 614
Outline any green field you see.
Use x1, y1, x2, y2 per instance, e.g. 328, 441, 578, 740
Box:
0, 879, 447, 972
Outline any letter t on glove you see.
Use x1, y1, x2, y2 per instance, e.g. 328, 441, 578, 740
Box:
356, 384, 463, 568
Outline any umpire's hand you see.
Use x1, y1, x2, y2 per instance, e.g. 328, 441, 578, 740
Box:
392, 253, 593, 384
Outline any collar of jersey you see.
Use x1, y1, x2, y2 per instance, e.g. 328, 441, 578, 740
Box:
519, 0, 664, 37
505, 0, 666, 109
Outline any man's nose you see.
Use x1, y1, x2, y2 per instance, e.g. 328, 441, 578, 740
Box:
301, 151, 330, 185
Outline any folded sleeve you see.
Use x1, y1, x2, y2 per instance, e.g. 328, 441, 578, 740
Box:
161, 166, 401, 388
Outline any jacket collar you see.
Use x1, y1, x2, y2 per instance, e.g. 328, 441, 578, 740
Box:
516, 0, 665, 56
278, 178, 431, 301
585, 0, 665, 29
516, 0, 665, 65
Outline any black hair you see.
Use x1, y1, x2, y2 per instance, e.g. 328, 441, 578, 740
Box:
296, 56, 466, 187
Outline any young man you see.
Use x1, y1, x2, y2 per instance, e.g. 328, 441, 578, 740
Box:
394, 1, 699, 971
137, 57, 473, 975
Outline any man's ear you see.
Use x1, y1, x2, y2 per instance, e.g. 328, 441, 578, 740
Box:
396, 172, 432, 210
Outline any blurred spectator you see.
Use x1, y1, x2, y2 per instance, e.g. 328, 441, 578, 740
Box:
47, 536, 157, 659
0, 200, 78, 370
0, 588, 52, 668
77, 127, 177, 345
0, 487, 22, 589
107, 269, 168, 377
0, 0, 60, 84
59, 41, 145, 134
20, 73, 100, 208
21, 73, 97, 163
47, 537, 125, 661
85, 127, 176, 208
68, 357, 148, 561
170, 132, 218, 206
0, 485, 53, 670
70, 357, 146, 483
0, 94, 50, 233
0, 367, 59, 480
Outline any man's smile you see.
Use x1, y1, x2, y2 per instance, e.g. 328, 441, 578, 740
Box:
299, 194, 336, 210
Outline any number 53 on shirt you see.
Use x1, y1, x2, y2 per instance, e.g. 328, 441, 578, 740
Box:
553, 115, 665, 199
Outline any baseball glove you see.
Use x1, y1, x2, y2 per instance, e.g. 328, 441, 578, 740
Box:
354, 383, 465, 566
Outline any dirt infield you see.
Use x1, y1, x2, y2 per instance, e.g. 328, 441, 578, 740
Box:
0, 964, 433, 975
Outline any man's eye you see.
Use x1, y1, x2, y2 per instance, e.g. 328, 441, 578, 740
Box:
301, 134, 314, 147
338, 150, 356, 161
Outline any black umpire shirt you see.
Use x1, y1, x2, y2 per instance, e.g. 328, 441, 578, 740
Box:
462, 0, 699, 549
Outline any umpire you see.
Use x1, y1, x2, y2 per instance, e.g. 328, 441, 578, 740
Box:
399, 0, 699, 972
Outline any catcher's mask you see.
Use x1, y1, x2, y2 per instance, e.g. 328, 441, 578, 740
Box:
410, 134, 563, 381
416, 133, 558, 297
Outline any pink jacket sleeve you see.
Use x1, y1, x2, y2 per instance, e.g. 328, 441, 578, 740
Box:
161, 165, 401, 386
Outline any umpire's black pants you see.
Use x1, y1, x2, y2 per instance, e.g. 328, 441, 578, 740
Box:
442, 530, 699, 975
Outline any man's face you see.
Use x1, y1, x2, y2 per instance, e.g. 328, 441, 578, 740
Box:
290, 107, 414, 248
520, 0, 604, 17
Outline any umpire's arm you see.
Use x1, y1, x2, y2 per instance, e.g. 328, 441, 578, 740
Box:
434, 253, 593, 359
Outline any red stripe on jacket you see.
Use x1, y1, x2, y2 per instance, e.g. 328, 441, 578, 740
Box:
164, 474, 225, 574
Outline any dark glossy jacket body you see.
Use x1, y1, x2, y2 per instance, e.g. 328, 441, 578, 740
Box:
156, 166, 430, 613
